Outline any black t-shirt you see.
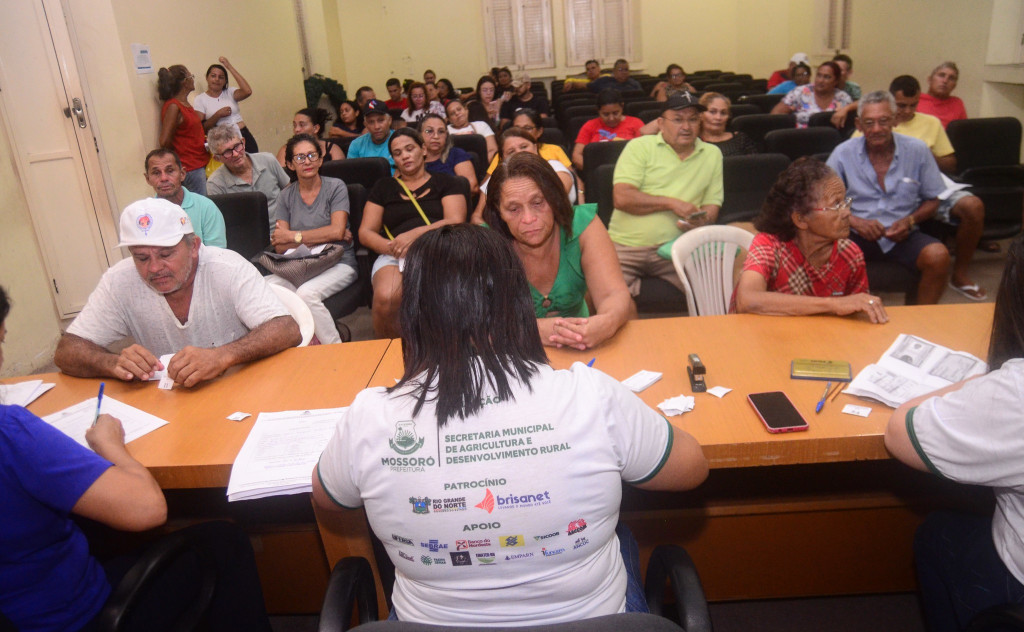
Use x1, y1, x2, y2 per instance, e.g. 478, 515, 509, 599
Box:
368, 172, 464, 236
500, 94, 551, 120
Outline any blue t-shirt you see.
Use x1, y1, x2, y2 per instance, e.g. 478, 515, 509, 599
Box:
347, 131, 396, 169
425, 146, 472, 177
0, 405, 113, 632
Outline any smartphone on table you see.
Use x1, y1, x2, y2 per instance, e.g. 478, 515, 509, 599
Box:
747, 391, 809, 434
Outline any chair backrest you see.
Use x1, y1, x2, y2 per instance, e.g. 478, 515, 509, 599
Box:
592, 163, 617, 227
764, 127, 842, 161
269, 285, 314, 346
208, 192, 270, 261
451, 133, 489, 181
638, 108, 662, 124
947, 117, 1023, 172
730, 114, 796, 152
738, 93, 785, 113
562, 104, 598, 123
582, 141, 629, 191
727, 103, 761, 121
719, 153, 791, 224
671, 225, 754, 317
705, 82, 743, 93
565, 115, 595, 148
807, 111, 856, 139
319, 157, 392, 192
539, 127, 565, 149
625, 100, 659, 117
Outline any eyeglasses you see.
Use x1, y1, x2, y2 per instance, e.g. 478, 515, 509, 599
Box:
518, 124, 537, 132
860, 117, 893, 129
216, 142, 245, 158
812, 197, 853, 213
292, 152, 321, 164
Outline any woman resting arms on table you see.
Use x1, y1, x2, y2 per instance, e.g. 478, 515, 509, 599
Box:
731, 157, 888, 323
313, 225, 707, 626
484, 152, 634, 349
359, 128, 467, 338
884, 233, 1024, 630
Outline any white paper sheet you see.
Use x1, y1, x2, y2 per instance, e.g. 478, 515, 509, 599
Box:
42, 396, 169, 448
226, 407, 347, 502
0, 380, 55, 407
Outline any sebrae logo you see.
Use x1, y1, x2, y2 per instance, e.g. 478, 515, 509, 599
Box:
390, 421, 425, 455
475, 488, 496, 513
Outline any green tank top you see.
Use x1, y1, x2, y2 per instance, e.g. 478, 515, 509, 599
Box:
531, 204, 597, 318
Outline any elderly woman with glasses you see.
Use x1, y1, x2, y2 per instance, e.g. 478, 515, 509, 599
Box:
731, 157, 887, 323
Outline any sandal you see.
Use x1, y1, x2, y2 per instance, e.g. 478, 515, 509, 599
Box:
978, 241, 1002, 253
948, 281, 987, 301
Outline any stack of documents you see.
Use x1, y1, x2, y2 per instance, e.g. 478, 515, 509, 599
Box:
0, 380, 54, 407
43, 397, 169, 448
845, 334, 987, 408
226, 407, 346, 502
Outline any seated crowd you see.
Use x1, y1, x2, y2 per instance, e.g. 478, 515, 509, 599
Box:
7, 53, 1011, 630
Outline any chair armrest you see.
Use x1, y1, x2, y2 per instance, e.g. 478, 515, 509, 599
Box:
959, 165, 1024, 187
644, 545, 712, 632
318, 557, 379, 632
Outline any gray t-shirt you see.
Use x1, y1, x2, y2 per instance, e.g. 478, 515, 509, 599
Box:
277, 176, 349, 232
67, 245, 289, 357
207, 152, 290, 229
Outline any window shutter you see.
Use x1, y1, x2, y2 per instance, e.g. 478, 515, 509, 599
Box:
564, 0, 633, 68
565, 0, 597, 68
484, 0, 553, 70
599, 0, 629, 60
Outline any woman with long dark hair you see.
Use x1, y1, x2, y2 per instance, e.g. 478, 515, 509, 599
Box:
314, 225, 707, 626
157, 64, 209, 194
885, 233, 1024, 630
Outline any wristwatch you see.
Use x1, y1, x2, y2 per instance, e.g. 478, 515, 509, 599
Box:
294, 232, 303, 244
907, 216, 915, 229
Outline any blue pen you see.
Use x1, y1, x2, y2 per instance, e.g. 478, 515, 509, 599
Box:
815, 381, 831, 414
587, 357, 596, 368
92, 382, 105, 426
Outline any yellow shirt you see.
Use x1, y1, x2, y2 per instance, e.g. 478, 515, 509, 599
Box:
486, 143, 572, 174
852, 112, 954, 158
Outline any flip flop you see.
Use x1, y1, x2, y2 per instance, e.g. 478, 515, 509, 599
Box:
948, 281, 987, 301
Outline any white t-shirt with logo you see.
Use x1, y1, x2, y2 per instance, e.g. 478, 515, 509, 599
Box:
67, 245, 289, 357
317, 362, 672, 626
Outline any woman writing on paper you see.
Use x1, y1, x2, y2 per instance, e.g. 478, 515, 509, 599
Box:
731, 158, 888, 323
313, 225, 707, 626
0, 286, 272, 631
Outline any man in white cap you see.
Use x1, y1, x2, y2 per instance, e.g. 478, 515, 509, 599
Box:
55, 198, 300, 387
768, 52, 810, 90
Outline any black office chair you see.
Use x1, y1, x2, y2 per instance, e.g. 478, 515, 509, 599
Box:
807, 110, 857, 139
320, 158, 392, 193
625, 100, 659, 117
565, 115, 596, 151
692, 70, 722, 78
208, 192, 270, 262
719, 153, 791, 224
730, 114, 796, 152
593, 163, 617, 227
317, 544, 710, 632
562, 104, 598, 124
947, 118, 1024, 240
539, 128, 566, 149
582, 141, 628, 192
322, 183, 373, 331
451, 133, 489, 182
737, 93, 784, 114
866, 261, 919, 305
726, 103, 760, 121
638, 109, 662, 124
747, 79, 768, 92
764, 127, 842, 161
704, 82, 742, 93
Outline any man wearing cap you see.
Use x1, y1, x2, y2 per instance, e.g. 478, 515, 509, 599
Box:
143, 148, 227, 248
588, 59, 642, 94
768, 53, 810, 90
206, 126, 290, 233
499, 73, 550, 128
346, 99, 395, 168
54, 199, 300, 387
609, 93, 723, 297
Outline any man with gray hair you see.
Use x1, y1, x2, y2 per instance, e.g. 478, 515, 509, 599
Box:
827, 90, 951, 304
55, 198, 300, 387
207, 125, 290, 232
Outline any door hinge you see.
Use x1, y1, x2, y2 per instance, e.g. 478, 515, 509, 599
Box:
94, 137, 99, 153
52, 279, 59, 294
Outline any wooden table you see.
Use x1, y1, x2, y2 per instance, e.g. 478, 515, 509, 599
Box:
7, 339, 393, 489
371, 303, 993, 468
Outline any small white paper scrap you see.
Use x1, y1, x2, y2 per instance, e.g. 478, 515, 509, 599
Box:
157, 376, 174, 390
842, 404, 872, 417
657, 395, 695, 416
227, 412, 252, 422
621, 370, 662, 393
707, 386, 731, 398
149, 354, 176, 382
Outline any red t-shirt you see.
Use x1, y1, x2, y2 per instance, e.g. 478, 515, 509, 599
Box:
728, 232, 868, 312
575, 116, 644, 145
385, 98, 408, 110
767, 69, 789, 89
917, 93, 967, 129
161, 98, 209, 171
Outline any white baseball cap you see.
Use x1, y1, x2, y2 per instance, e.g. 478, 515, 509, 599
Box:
790, 52, 810, 65
115, 198, 194, 248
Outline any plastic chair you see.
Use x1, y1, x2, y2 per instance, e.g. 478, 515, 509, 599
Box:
671, 225, 754, 316
269, 285, 314, 346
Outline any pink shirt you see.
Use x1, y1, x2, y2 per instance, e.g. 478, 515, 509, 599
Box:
917, 93, 967, 129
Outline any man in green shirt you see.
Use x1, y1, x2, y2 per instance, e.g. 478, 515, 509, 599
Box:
609, 93, 723, 296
